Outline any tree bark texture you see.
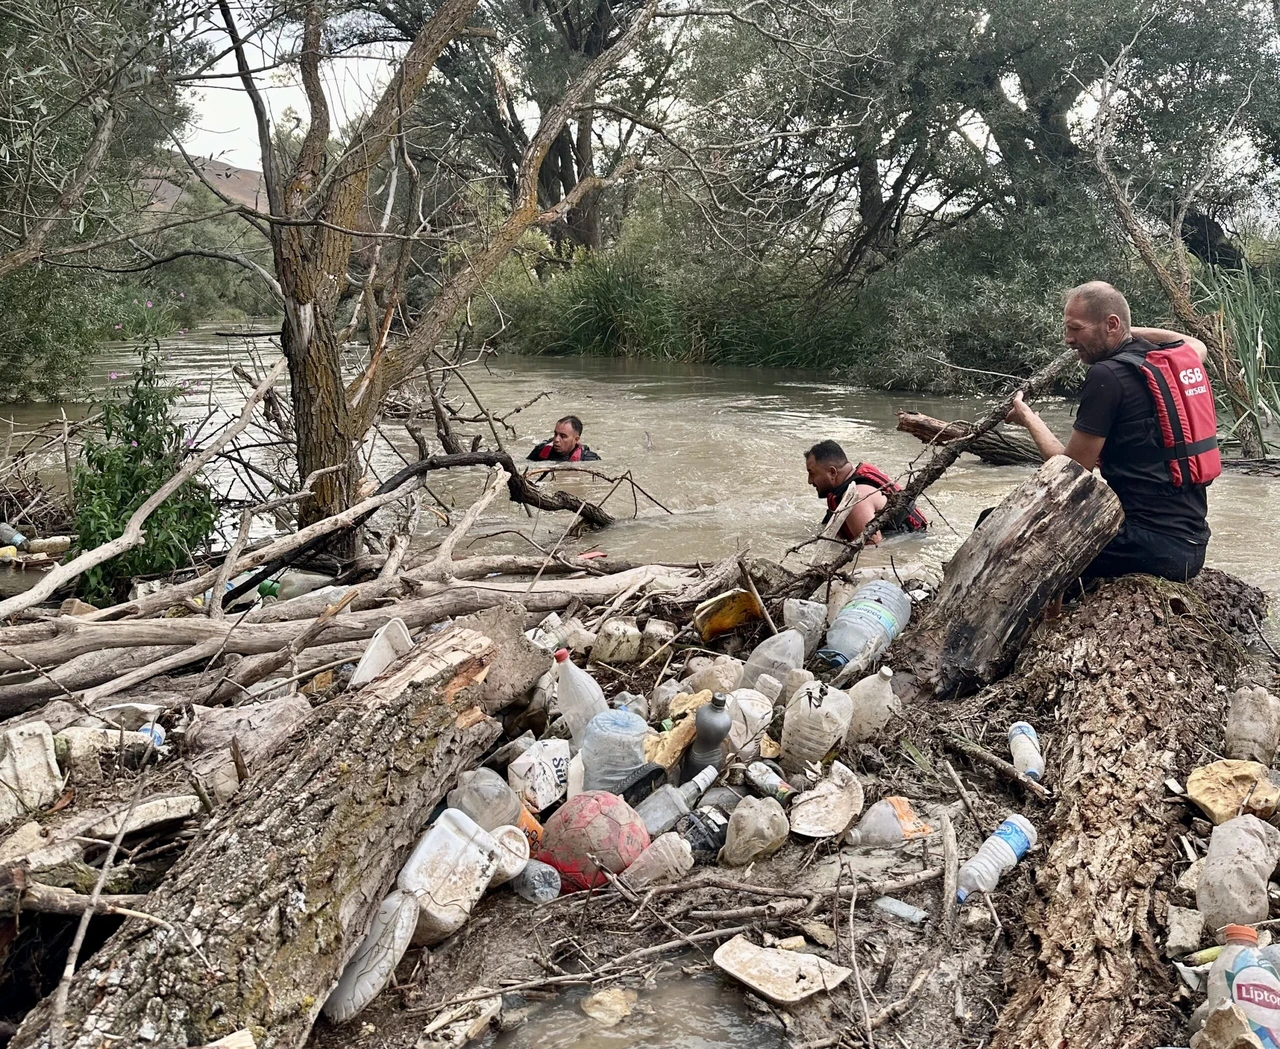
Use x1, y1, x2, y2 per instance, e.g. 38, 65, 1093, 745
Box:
10, 625, 503, 1049
896, 411, 1041, 466
988, 570, 1266, 1049
899, 455, 1123, 699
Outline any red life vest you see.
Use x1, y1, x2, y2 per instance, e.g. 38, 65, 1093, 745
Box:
1112, 342, 1221, 487
534, 441, 583, 462
824, 464, 928, 533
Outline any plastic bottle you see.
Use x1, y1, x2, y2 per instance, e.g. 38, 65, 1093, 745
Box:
720, 796, 789, 866
1204, 924, 1280, 1044
580, 709, 651, 793
323, 889, 419, 1022
552, 649, 608, 748
0, 523, 27, 550
845, 667, 899, 743
676, 804, 731, 863
845, 797, 933, 846
724, 689, 773, 764
1007, 722, 1045, 782
956, 815, 1037, 902
1226, 685, 1280, 764
511, 859, 561, 903
746, 761, 800, 807
448, 768, 544, 851
397, 809, 499, 946
740, 630, 806, 690
780, 681, 854, 774
622, 832, 695, 889
683, 692, 732, 781
783, 599, 828, 658
1198, 815, 1280, 931
816, 581, 912, 670
634, 766, 717, 837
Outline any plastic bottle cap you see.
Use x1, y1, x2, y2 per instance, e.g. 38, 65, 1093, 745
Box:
879, 667, 893, 679
554, 649, 570, 662
258, 579, 280, 598
1224, 924, 1259, 945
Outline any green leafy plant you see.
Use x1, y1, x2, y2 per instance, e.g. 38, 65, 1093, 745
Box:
72, 347, 217, 604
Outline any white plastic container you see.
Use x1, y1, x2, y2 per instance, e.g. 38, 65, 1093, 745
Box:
581, 709, 651, 792
508, 739, 571, 813
956, 815, 1037, 902
1198, 815, 1280, 931
1226, 685, 1280, 764
348, 617, 414, 690
622, 832, 694, 889
398, 809, 499, 946
846, 797, 933, 846
845, 667, 899, 743
725, 689, 773, 764
488, 824, 531, 887
817, 581, 912, 670
553, 649, 609, 748
591, 617, 643, 664
779, 681, 854, 775
740, 630, 806, 690
323, 889, 419, 1022
1007, 722, 1045, 782
720, 796, 789, 866
783, 599, 828, 658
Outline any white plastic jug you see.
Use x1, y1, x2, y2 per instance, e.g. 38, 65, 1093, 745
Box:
488, 824, 531, 887
845, 667, 899, 743
553, 649, 609, 747
780, 681, 853, 774
398, 809, 499, 946
725, 689, 773, 764
508, 738, 571, 813
580, 709, 651, 793
740, 630, 805, 690
323, 889, 419, 1022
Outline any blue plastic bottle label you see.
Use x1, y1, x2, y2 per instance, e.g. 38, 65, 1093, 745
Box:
843, 600, 900, 635
993, 819, 1031, 860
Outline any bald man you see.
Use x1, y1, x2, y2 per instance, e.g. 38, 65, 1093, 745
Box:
1005, 281, 1214, 583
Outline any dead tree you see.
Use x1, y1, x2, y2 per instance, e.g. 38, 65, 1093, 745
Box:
899, 455, 1123, 699
10, 624, 503, 1049
896, 411, 1041, 466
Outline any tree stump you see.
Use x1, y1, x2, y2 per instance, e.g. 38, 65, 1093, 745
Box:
989, 570, 1266, 1049
900, 455, 1123, 699
11, 625, 503, 1049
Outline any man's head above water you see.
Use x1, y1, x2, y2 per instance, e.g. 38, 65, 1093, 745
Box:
550, 415, 584, 456
1063, 281, 1132, 364
805, 439, 854, 497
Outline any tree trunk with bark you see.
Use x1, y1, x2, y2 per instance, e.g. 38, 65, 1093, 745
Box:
899, 455, 1123, 700
10, 625, 503, 1049
988, 570, 1266, 1049
896, 411, 1041, 466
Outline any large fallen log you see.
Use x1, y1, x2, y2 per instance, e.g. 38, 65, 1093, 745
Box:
10, 624, 504, 1049
987, 570, 1266, 1049
898, 455, 1124, 699
896, 410, 1041, 465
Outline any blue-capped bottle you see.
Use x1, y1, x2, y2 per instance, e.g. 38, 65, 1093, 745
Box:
956, 815, 1037, 902
1007, 722, 1045, 782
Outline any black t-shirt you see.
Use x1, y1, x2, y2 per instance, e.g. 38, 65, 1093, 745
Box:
1073, 352, 1210, 543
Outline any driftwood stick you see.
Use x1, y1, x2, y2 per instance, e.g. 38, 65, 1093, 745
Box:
739, 556, 776, 635
896, 411, 1041, 467
0, 360, 287, 620
945, 733, 1052, 801
943, 760, 989, 834
940, 813, 959, 940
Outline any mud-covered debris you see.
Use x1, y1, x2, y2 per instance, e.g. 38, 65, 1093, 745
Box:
713, 934, 852, 1004
580, 988, 637, 1026
1186, 760, 1280, 824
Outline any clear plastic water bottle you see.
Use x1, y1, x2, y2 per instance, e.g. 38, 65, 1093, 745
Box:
1007, 722, 1045, 782
816, 581, 912, 671
683, 692, 732, 781
845, 667, 899, 743
511, 859, 561, 903
553, 649, 608, 748
845, 796, 933, 846
780, 681, 853, 774
956, 815, 1037, 902
740, 630, 806, 690
622, 832, 694, 889
447, 768, 544, 850
1205, 924, 1280, 1043
634, 766, 717, 837
580, 709, 650, 793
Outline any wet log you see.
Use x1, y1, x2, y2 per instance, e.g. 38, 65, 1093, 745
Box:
899, 455, 1123, 700
10, 623, 504, 1049
895, 410, 1041, 466
988, 570, 1266, 1049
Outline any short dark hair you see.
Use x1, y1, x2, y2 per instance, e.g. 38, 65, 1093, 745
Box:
805, 440, 848, 466
557, 415, 583, 436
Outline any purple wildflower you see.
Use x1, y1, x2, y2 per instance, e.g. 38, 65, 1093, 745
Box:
145, 300, 153, 309
130, 440, 138, 447
109, 371, 120, 380
184, 437, 194, 448
178, 292, 185, 299
113, 324, 122, 330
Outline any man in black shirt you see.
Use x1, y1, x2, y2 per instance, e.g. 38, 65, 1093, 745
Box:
1004, 280, 1211, 582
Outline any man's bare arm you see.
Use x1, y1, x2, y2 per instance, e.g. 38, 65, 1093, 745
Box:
1006, 392, 1106, 470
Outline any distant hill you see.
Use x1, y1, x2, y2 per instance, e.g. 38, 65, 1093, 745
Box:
141, 156, 267, 212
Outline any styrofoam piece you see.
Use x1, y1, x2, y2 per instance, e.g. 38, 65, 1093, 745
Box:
348, 618, 414, 689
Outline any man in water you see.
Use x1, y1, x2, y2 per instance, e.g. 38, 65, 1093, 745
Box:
1004, 280, 1214, 582
804, 440, 927, 543
527, 415, 601, 462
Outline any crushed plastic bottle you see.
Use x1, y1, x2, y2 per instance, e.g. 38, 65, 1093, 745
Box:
720, 796, 789, 866
1204, 924, 1280, 1044
1226, 685, 1280, 764
581, 709, 651, 793
780, 681, 853, 774
511, 859, 561, 903
448, 767, 544, 850
552, 649, 609, 749
740, 630, 806, 690
745, 761, 800, 807
845, 796, 933, 847
845, 667, 899, 743
683, 692, 732, 781
1198, 815, 1280, 931
782, 599, 827, 657
1007, 722, 1045, 782
956, 815, 1037, 902
676, 804, 731, 863
724, 689, 773, 764
622, 832, 694, 889
634, 765, 717, 837
816, 581, 912, 671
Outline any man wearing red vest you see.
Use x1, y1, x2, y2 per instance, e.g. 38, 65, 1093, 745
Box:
804, 440, 928, 543
1005, 280, 1217, 582
527, 415, 601, 463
